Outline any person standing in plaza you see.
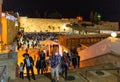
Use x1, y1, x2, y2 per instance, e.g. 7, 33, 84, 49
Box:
35, 49, 41, 74
70, 48, 77, 69
76, 53, 80, 68
60, 52, 70, 80
76, 44, 82, 68
35, 56, 41, 75
23, 49, 35, 81
39, 50, 46, 74
19, 62, 24, 79
49, 51, 60, 82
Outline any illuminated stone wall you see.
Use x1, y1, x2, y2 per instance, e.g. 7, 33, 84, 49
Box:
2, 17, 18, 44
7, 20, 18, 44
20, 17, 119, 33
0, 0, 3, 41
20, 17, 77, 32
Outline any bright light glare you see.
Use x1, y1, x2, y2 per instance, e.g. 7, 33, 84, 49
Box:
62, 25, 67, 29
64, 50, 68, 53
2, 13, 5, 17
111, 32, 117, 38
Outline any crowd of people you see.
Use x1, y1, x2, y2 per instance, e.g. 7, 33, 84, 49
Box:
16, 32, 80, 82
16, 32, 64, 51
17, 47, 80, 82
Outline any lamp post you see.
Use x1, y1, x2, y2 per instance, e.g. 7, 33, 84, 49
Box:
110, 32, 117, 42
97, 14, 101, 22
111, 32, 117, 38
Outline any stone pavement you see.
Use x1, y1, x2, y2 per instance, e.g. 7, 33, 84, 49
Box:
13, 68, 87, 82
16, 49, 88, 82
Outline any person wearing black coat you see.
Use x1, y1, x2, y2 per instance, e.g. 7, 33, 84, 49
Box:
39, 51, 46, 74
60, 52, 70, 80
36, 50, 46, 75
35, 57, 41, 74
23, 50, 35, 81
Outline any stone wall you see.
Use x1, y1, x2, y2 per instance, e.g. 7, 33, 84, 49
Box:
2, 16, 19, 44
7, 19, 18, 44
95, 21, 119, 31
20, 17, 77, 32
80, 53, 120, 68
20, 17, 119, 33
0, 52, 17, 80
0, 58, 16, 80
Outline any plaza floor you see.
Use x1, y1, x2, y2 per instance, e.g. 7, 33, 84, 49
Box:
16, 48, 119, 82
16, 48, 87, 82
13, 68, 87, 82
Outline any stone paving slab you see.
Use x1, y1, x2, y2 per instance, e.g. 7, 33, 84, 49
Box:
13, 69, 87, 82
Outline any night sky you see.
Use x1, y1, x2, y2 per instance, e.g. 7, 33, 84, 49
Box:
2, 0, 120, 21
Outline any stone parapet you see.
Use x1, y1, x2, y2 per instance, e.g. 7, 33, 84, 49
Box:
80, 53, 120, 68
0, 52, 17, 80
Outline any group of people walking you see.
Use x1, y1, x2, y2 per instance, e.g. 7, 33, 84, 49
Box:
20, 49, 36, 81
18, 47, 80, 82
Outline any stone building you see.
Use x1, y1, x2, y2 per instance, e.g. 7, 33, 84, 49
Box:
2, 13, 19, 44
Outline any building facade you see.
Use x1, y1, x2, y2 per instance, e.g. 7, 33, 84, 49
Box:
2, 13, 19, 44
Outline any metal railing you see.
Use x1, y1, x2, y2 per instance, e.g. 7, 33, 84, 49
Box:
0, 65, 7, 82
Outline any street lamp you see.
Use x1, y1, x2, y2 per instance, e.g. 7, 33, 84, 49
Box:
109, 32, 117, 42
111, 32, 117, 38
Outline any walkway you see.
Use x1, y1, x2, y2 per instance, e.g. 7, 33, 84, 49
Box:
12, 69, 87, 82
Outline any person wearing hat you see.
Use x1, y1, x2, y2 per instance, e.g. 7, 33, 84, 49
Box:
23, 49, 35, 81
